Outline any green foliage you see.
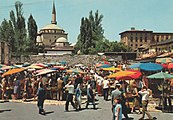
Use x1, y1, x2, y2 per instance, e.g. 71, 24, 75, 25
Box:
0, 19, 15, 45
27, 14, 38, 53
0, 1, 38, 56
75, 10, 132, 54
76, 10, 104, 54
10, 1, 27, 55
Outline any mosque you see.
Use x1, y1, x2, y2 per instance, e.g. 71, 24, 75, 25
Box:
36, 2, 74, 55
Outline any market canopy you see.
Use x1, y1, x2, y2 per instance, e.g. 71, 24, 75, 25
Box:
59, 61, 67, 65
102, 67, 121, 71
53, 66, 66, 70
98, 64, 112, 68
36, 69, 56, 76
99, 61, 110, 64
66, 69, 85, 74
75, 64, 84, 67
168, 63, 173, 69
129, 63, 141, 69
107, 71, 136, 79
0, 66, 14, 70
33, 63, 48, 68
116, 70, 142, 80
156, 57, 173, 64
26, 65, 43, 69
147, 71, 173, 79
139, 63, 163, 71
2, 68, 25, 77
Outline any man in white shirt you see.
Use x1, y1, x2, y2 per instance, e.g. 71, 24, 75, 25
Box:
65, 81, 76, 111
138, 86, 156, 120
102, 78, 110, 101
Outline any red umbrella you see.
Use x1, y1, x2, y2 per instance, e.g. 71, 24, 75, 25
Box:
34, 63, 48, 68
100, 61, 110, 64
116, 70, 142, 80
168, 63, 173, 69
161, 63, 168, 69
53, 66, 66, 70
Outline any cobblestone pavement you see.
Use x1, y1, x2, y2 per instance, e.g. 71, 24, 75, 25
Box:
0, 96, 173, 120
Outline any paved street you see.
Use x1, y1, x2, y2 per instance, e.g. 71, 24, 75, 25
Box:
0, 96, 173, 120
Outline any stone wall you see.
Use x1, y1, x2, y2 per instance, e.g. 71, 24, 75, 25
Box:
11, 55, 100, 66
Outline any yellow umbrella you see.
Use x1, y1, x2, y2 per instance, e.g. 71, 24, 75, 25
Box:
2, 68, 25, 77
26, 65, 43, 69
102, 67, 121, 71
107, 71, 135, 78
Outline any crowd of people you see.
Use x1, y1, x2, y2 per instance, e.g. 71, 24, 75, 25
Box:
0, 62, 168, 119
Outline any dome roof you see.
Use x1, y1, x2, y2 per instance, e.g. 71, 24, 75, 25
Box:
56, 37, 67, 43
41, 24, 61, 30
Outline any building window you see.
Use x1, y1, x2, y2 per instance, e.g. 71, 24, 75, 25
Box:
135, 37, 138, 42
54, 36, 56, 38
145, 37, 147, 42
157, 36, 159, 42
130, 37, 133, 42
131, 44, 133, 47
136, 44, 138, 47
166, 36, 168, 40
140, 37, 142, 42
49, 39, 51, 42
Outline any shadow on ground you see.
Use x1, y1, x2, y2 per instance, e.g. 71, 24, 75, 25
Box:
0, 109, 12, 113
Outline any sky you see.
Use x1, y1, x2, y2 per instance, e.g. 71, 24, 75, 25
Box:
1, 0, 173, 44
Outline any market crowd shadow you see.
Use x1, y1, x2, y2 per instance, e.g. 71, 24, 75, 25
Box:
0, 109, 12, 113
44, 111, 54, 115
155, 106, 173, 113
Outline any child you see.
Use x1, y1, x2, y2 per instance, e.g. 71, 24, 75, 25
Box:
114, 97, 122, 120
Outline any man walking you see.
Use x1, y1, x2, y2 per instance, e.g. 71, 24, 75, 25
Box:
111, 84, 122, 120
57, 77, 64, 101
65, 80, 76, 112
37, 82, 46, 115
86, 82, 96, 109
102, 78, 110, 101
138, 86, 156, 120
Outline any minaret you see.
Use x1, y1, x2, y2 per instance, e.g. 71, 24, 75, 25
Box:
51, 1, 57, 24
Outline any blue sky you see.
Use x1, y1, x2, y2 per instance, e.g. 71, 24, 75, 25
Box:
1, 0, 173, 44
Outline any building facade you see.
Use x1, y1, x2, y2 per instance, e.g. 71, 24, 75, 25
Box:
36, 2, 74, 55
120, 27, 173, 52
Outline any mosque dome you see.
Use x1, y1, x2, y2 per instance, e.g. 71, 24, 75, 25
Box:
56, 37, 67, 43
41, 24, 61, 30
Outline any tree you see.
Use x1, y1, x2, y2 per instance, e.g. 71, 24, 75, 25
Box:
0, 19, 15, 51
75, 10, 133, 54
10, 1, 27, 55
27, 14, 38, 53
76, 10, 104, 54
